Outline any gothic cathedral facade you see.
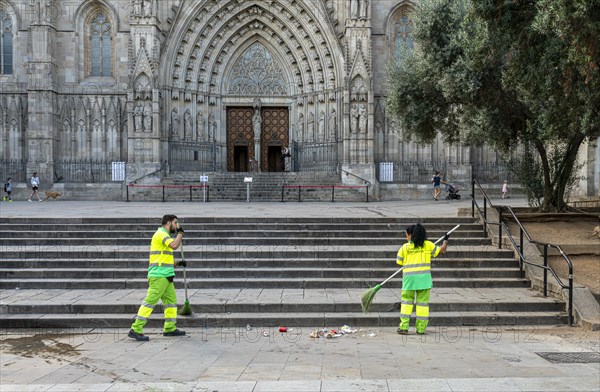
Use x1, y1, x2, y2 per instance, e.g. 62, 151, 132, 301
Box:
0, 0, 597, 198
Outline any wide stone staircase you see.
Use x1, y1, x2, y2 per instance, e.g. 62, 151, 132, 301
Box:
0, 217, 567, 329
127, 172, 369, 202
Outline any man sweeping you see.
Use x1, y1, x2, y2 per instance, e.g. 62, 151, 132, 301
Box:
396, 223, 448, 335
128, 215, 187, 341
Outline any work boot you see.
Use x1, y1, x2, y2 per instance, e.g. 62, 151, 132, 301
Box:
163, 329, 186, 337
128, 329, 149, 341
397, 328, 409, 335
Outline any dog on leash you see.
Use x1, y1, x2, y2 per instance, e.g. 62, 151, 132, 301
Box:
44, 191, 62, 200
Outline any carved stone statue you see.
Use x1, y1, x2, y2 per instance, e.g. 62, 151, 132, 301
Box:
297, 113, 304, 141
171, 108, 179, 139
252, 108, 262, 141
360, 0, 369, 18
133, 0, 142, 16
350, 104, 359, 134
308, 111, 315, 141
143, 103, 152, 132
328, 108, 336, 140
196, 111, 205, 141
184, 108, 192, 140
143, 0, 152, 16
134, 102, 143, 132
358, 104, 367, 134
350, 0, 359, 19
318, 110, 325, 142
208, 112, 216, 142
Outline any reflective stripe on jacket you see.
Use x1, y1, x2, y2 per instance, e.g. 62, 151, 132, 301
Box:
396, 240, 440, 290
148, 227, 175, 278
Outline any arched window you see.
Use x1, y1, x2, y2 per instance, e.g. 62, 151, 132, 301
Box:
0, 9, 13, 74
89, 12, 112, 77
393, 13, 413, 61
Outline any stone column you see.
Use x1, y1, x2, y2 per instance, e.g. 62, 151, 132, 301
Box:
27, 0, 58, 185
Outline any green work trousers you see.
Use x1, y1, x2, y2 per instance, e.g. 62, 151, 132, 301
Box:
399, 289, 430, 333
131, 277, 178, 334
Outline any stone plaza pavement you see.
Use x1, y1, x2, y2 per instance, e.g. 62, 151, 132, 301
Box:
1, 199, 599, 391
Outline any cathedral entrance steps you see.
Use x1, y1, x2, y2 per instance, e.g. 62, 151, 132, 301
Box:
0, 288, 567, 329
0, 216, 567, 328
0, 258, 520, 269
156, 172, 366, 202
0, 267, 523, 280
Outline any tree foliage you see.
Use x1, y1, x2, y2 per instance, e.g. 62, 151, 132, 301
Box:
387, 0, 600, 211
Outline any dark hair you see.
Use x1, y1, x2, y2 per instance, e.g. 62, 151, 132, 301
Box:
162, 214, 178, 226
406, 223, 428, 248
33, 172, 37, 175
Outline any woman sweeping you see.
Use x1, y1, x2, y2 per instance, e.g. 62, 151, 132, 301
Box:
396, 223, 448, 335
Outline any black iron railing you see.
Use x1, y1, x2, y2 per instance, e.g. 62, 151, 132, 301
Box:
471, 178, 573, 325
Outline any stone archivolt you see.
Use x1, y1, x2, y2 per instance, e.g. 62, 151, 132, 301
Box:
165, 0, 341, 97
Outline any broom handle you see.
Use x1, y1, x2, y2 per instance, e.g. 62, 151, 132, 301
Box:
379, 224, 461, 287
180, 241, 188, 300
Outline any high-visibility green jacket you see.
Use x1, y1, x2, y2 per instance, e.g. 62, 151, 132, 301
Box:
396, 240, 440, 290
148, 227, 175, 278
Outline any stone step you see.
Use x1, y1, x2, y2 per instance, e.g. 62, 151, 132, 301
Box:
0, 216, 475, 224
0, 229, 487, 239
0, 257, 519, 268
1, 277, 529, 289
0, 267, 522, 280
3, 249, 515, 259
0, 299, 564, 315
0, 237, 493, 246
0, 311, 568, 329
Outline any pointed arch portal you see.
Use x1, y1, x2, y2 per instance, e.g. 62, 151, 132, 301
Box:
163, 0, 343, 173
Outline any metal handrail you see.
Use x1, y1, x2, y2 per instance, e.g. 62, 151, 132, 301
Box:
341, 169, 372, 187
471, 178, 574, 326
128, 160, 166, 185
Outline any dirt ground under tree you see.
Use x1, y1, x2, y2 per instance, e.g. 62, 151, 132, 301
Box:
505, 213, 600, 302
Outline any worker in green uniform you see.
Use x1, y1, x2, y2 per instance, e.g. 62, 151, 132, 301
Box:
128, 215, 186, 341
396, 223, 448, 335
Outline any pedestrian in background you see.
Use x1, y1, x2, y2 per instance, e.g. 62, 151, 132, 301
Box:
129, 214, 186, 341
3, 177, 12, 202
432, 171, 442, 201
502, 180, 510, 199
28, 172, 42, 202
396, 223, 448, 335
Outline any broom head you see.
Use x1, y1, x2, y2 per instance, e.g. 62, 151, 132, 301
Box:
178, 299, 192, 316
360, 284, 382, 313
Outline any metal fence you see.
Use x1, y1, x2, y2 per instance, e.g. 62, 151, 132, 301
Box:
169, 141, 216, 172
54, 160, 115, 183
471, 162, 512, 182
377, 161, 448, 184
0, 160, 27, 182
293, 142, 338, 173
377, 161, 513, 184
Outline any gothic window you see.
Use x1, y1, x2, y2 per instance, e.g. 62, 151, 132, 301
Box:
0, 9, 13, 74
89, 12, 112, 77
393, 12, 413, 61
228, 43, 288, 96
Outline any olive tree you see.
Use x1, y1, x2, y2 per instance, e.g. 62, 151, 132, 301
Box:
387, 0, 600, 211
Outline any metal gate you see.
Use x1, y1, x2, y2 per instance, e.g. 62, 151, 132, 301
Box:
169, 141, 215, 172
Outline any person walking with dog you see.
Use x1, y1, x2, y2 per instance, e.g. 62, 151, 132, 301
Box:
28, 172, 42, 202
3, 177, 12, 202
129, 214, 187, 341
396, 223, 448, 335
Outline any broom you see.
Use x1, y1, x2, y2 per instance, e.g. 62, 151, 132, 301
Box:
178, 241, 193, 316
360, 224, 461, 313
